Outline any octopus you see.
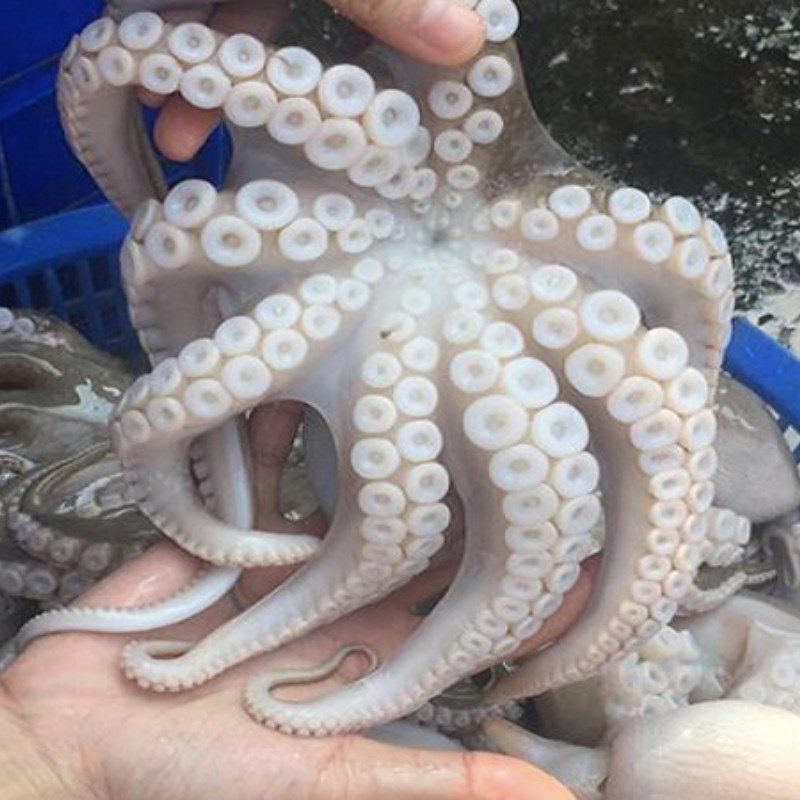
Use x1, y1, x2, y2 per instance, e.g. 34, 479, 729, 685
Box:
484, 592, 800, 799
14, 2, 800, 780
0, 306, 159, 622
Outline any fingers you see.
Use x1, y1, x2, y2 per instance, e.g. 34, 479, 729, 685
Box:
248, 401, 306, 519
513, 554, 600, 659
327, 0, 485, 66
153, 96, 221, 161
152, 0, 287, 161
312, 736, 576, 800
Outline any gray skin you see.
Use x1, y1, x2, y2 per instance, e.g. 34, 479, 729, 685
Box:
0, 307, 160, 626
761, 512, 800, 606
0, 308, 128, 468
714, 374, 800, 524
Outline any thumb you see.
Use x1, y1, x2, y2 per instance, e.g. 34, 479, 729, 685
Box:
313, 735, 576, 800
326, 0, 486, 65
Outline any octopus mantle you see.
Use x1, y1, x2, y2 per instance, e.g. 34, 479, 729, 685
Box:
21, 0, 735, 738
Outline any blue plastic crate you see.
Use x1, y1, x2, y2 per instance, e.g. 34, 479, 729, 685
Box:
0, 204, 135, 355
725, 316, 800, 464
0, 2, 230, 229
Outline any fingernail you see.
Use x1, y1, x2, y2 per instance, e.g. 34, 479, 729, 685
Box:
417, 0, 484, 55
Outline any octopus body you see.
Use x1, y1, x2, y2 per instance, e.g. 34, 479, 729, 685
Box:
20, 0, 736, 737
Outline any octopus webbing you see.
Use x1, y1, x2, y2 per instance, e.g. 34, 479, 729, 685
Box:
19, 0, 736, 738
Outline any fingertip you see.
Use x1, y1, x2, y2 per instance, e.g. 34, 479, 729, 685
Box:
330, 0, 485, 67
78, 542, 200, 609
469, 751, 577, 800
416, 0, 486, 65
154, 97, 221, 162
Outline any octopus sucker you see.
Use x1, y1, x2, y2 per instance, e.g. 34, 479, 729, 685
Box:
119, 310, 453, 692
486, 297, 708, 701
19, 1, 745, 739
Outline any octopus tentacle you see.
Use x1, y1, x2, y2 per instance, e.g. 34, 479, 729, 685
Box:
674, 594, 800, 708
114, 255, 383, 566
405, 666, 525, 736
240, 301, 600, 735
487, 267, 716, 701
2, 503, 101, 606
679, 565, 777, 616
59, 16, 428, 217
121, 179, 395, 364
482, 717, 608, 800
111, 302, 354, 565
59, 20, 166, 216
7, 444, 151, 570
14, 565, 239, 650
510, 184, 733, 377
0, 543, 62, 604
120, 308, 453, 690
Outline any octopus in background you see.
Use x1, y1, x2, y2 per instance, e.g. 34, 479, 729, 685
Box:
0, 306, 160, 627
12, 3, 800, 793
484, 592, 800, 800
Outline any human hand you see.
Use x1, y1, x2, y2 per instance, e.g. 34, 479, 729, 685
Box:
140, 0, 486, 161
0, 400, 586, 800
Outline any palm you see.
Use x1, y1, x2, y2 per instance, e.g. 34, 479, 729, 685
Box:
0, 549, 429, 798
2, 404, 585, 799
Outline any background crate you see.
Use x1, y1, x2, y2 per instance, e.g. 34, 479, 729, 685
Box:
0, 205, 136, 356
0, 2, 230, 360
725, 317, 800, 466
0, 1, 229, 228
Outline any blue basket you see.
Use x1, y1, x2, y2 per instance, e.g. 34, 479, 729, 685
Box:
0, 205, 136, 355
1, 201, 799, 465
725, 317, 800, 464
0, 2, 230, 229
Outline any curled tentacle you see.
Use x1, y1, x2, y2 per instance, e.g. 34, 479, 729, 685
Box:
15, 565, 239, 650
113, 271, 385, 566
119, 302, 453, 691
